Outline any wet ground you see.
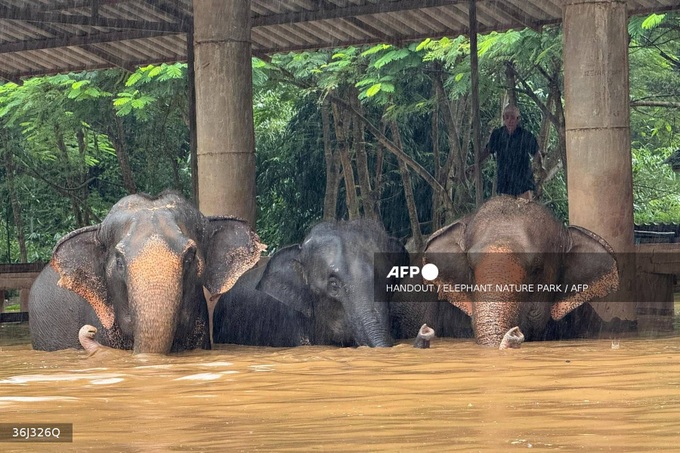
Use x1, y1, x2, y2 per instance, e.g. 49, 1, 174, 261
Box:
1, 318, 679, 452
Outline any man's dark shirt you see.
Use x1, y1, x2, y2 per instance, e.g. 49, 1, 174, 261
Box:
486, 125, 539, 196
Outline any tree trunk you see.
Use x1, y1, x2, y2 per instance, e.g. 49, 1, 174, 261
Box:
76, 128, 91, 225
390, 121, 423, 251
469, 0, 483, 207
508, 62, 567, 185
431, 95, 443, 231
171, 156, 181, 190
434, 72, 468, 218
331, 101, 360, 219
1, 132, 27, 262
110, 115, 137, 194
54, 124, 84, 226
321, 99, 341, 220
350, 90, 377, 220
504, 61, 518, 107
537, 93, 553, 154
551, 76, 568, 184
372, 123, 385, 219
330, 95, 453, 212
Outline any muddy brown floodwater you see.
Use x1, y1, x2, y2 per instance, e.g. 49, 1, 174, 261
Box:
1, 321, 680, 452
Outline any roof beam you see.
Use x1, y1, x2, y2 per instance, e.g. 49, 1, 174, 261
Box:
0, 3, 138, 74
0, 29, 175, 54
0, 5, 187, 32
0, 68, 22, 84
35, 1, 127, 12
143, 0, 193, 24
91, 0, 100, 20
630, 4, 680, 17
317, 0, 396, 44
1, 54, 183, 79
254, 18, 562, 55
487, 2, 540, 31
252, 0, 463, 27
340, 16, 399, 45
79, 44, 136, 71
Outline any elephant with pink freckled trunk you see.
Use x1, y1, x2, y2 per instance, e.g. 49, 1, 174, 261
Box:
423, 195, 620, 348
29, 191, 265, 354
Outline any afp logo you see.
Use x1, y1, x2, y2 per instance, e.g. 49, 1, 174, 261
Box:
387, 263, 439, 281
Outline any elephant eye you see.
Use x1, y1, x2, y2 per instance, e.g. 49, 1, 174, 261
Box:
115, 254, 125, 271
327, 276, 341, 297
183, 247, 196, 267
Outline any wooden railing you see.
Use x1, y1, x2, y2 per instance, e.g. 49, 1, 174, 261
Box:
634, 243, 680, 334
0, 262, 46, 323
635, 243, 680, 275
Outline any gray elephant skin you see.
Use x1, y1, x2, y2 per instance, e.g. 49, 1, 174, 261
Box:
423, 195, 620, 348
214, 220, 433, 347
29, 191, 265, 354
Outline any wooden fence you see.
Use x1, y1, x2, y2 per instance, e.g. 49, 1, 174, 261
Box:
0, 262, 46, 323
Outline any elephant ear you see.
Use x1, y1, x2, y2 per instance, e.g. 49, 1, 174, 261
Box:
256, 245, 314, 317
551, 226, 620, 320
423, 220, 474, 317
50, 225, 115, 330
202, 216, 267, 299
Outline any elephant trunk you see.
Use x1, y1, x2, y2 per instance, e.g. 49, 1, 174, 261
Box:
368, 328, 393, 347
472, 250, 525, 348
129, 284, 181, 354
361, 323, 393, 347
473, 297, 524, 348
127, 238, 184, 354
350, 305, 393, 348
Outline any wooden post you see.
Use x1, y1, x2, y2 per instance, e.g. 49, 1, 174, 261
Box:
187, 22, 199, 205
562, 0, 636, 323
193, 0, 256, 224
19, 289, 28, 313
469, 0, 483, 207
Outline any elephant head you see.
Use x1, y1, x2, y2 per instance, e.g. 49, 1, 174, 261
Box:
50, 191, 265, 354
256, 220, 407, 347
424, 196, 619, 348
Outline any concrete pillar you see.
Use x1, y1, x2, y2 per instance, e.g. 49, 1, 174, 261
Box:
562, 0, 635, 322
193, 0, 256, 224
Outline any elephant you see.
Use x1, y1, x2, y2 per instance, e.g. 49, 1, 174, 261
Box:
214, 219, 414, 347
29, 191, 265, 354
423, 195, 620, 348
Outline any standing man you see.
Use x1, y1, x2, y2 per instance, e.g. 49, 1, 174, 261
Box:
482, 104, 543, 200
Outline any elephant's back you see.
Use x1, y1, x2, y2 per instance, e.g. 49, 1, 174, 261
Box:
213, 266, 310, 347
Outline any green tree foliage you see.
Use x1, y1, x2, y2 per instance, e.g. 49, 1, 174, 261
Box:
1, 14, 679, 261
254, 87, 325, 249
629, 13, 680, 223
0, 64, 191, 262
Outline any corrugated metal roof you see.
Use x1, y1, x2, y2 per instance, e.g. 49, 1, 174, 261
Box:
0, 0, 677, 80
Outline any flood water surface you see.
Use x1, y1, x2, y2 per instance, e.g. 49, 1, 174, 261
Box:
1, 322, 680, 452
